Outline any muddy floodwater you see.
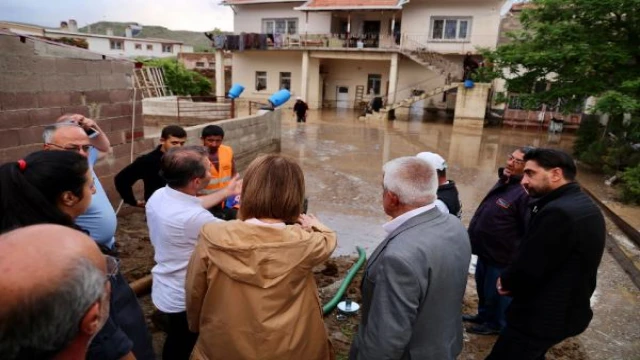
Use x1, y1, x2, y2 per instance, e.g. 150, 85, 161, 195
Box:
280, 109, 640, 359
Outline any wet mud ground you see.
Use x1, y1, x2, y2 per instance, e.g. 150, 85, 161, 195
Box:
117, 109, 640, 359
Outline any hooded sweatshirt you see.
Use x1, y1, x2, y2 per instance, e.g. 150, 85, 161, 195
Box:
185, 219, 337, 360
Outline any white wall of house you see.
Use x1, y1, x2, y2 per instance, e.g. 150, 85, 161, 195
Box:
232, 50, 303, 103
234, 2, 331, 34
401, 0, 504, 53
322, 59, 391, 106
396, 57, 444, 108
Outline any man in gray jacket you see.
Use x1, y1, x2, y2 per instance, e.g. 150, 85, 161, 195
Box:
350, 156, 471, 360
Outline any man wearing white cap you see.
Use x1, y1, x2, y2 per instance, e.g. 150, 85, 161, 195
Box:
293, 97, 308, 123
416, 152, 462, 218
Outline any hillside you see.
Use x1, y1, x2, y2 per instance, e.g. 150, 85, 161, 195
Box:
78, 21, 215, 51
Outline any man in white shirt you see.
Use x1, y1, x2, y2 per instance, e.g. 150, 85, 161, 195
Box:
146, 146, 240, 360
350, 157, 471, 360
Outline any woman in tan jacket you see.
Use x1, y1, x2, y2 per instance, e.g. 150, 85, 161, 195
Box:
185, 154, 337, 360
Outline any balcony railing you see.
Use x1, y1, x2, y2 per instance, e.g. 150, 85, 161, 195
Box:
212, 33, 401, 51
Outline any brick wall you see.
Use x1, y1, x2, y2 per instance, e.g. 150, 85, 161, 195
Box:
0, 32, 154, 206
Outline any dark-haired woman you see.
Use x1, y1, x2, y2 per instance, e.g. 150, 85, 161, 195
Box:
0, 150, 155, 360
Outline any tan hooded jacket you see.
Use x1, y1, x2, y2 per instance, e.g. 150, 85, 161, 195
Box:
186, 219, 337, 360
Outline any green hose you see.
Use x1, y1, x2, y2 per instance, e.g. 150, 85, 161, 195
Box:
322, 246, 367, 315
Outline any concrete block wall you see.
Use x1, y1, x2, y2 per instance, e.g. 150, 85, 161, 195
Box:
0, 32, 154, 206
142, 96, 233, 127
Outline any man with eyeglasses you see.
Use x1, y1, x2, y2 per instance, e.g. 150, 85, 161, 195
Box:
464, 146, 533, 335
42, 114, 155, 360
0, 225, 111, 360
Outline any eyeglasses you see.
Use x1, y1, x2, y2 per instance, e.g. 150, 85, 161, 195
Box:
508, 154, 525, 165
105, 255, 119, 280
46, 143, 93, 153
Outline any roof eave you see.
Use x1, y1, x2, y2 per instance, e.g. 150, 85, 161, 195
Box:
294, 5, 402, 11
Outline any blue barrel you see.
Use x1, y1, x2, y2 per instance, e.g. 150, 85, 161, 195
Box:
464, 79, 475, 88
268, 89, 291, 108
227, 83, 245, 99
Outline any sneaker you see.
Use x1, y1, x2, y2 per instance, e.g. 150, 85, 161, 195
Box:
462, 314, 484, 324
466, 324, 501, 336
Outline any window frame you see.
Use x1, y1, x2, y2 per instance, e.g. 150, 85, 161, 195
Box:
195, 62, 206, 68
429, 17, 472, 42
134, 43, 142, 50
262, 18, 299, 35
255, 71, 267, 91
146, 44, 153, 51
367, 74, 382, 95
162, 44, 173, 53
109, 40, 124, 50
279, 72, 292, 91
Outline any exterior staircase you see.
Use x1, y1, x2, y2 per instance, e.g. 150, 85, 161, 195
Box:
380, 84, 457, 113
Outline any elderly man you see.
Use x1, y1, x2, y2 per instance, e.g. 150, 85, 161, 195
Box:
465, 146, 532, 335
349, 157, 471, 360
43, 114, 155, 360
488, 149, 605, 359
146, 146, 241, 360
0, 225, 112, 360
416, 151, 462, 218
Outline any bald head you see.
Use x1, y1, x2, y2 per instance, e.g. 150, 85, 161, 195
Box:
0, 225, 108, 360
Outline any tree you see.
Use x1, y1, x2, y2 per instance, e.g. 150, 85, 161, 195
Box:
488, 0, 640, 200
142, 58, 212, 96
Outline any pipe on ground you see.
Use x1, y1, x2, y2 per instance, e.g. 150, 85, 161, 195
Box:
322, 246, 367, 315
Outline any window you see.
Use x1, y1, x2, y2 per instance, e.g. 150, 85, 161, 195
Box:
195, 62, 205, 68
262, 19, 298, 35
280, 72, 291, 90
162, 44, 173, 53
430, 17, 471, 41
146, 44, 153, 50
109, 40, 123, 50
135, 43, 142, 50
367, 74, 382, 95
255, 71, 267, 91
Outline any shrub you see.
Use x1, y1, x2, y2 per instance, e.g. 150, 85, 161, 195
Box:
142, 58, 212, 96
621, 164, 640, 204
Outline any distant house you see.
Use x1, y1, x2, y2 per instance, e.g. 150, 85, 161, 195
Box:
0, 19, 194, 59
216, 0, 507, 111
178, 52, 232, 70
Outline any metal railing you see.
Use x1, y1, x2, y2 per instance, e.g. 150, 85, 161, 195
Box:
176, 96, 235, 121
222, 33, 401, 50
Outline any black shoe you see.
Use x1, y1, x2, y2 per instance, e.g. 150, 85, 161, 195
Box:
466, 324, 501, 335
462, 314, 484, 324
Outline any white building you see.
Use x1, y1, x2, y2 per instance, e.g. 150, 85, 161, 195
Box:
0, 20, 194, 59
217, 0, 506, 111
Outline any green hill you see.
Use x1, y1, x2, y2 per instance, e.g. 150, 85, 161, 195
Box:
79, 21, 217, 52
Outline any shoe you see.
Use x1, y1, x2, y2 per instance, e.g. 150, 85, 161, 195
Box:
462, 314, 484, 324
466, 324, 501, 335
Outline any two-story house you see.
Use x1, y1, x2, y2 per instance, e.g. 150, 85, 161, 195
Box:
219, 0, 506, 112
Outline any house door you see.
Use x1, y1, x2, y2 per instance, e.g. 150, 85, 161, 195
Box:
363, 21, 381, 47
336, 86, 350, 108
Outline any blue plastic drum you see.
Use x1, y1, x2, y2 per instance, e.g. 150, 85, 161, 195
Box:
228, 84, 245, 99
464, 79, 475, 88
268, 89, 291, 108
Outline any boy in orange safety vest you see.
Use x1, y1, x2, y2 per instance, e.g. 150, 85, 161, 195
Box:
201, 125, 237, 220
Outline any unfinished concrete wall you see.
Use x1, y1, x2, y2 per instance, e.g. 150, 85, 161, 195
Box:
143, 96, 233, 127
453, 82, 491, 126
0, 32, 154, 206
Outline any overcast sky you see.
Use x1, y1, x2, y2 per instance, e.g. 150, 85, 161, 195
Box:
1, 0, 516, 32
0, 0, 235, 31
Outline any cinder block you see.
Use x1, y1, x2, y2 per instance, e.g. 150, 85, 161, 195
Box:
0, 92, 39, 111
86, 61, 113, 75
85, 90, 111, 104
125, 128, 145, 143
109, 89, 133, 103
61, 105, 91, 118
0, 130, 20, 148
106, 130, 127, 146
37, 91, 72, 108
72, 75, 101, 91
28, 107, 63, 126
108, 116, 132, 131
111, 61, 134, 75
0, 34, 36, 56
0, 143, 42, 163
18, 126, 44, 146
112, 143, 132, 159
99, 103, 125, 118
0, 73, 43, 92
0, 109, 30, 130
99, 74, 130, 90
69, 91, 85, 106
55, 58, 88, 74
41, 75, 73, 92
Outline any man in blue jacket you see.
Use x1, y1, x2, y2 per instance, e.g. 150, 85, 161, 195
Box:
465, 146, 532, 335
488, 148, 605, 359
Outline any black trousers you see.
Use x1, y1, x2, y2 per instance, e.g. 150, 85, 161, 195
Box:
161, 311, 198, 360
486, 326, 563, 360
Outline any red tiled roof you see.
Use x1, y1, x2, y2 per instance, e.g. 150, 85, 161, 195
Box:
221, 0, 304, 4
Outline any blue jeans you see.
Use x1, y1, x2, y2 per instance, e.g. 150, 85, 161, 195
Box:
475, 257, 512, 329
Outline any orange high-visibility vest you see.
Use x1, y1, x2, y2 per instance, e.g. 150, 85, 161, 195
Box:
206, 145, 233, 192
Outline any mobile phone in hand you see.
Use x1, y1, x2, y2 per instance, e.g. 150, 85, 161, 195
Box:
85, 127, 100, 139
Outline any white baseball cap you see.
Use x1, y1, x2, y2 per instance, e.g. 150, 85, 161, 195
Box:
416, 152, 447, 171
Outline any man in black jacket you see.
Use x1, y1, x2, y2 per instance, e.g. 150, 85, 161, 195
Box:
115, 125, 187, 207
416, 151, 462, 218
488, 148, 605, 359
465, 146, 532, 335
